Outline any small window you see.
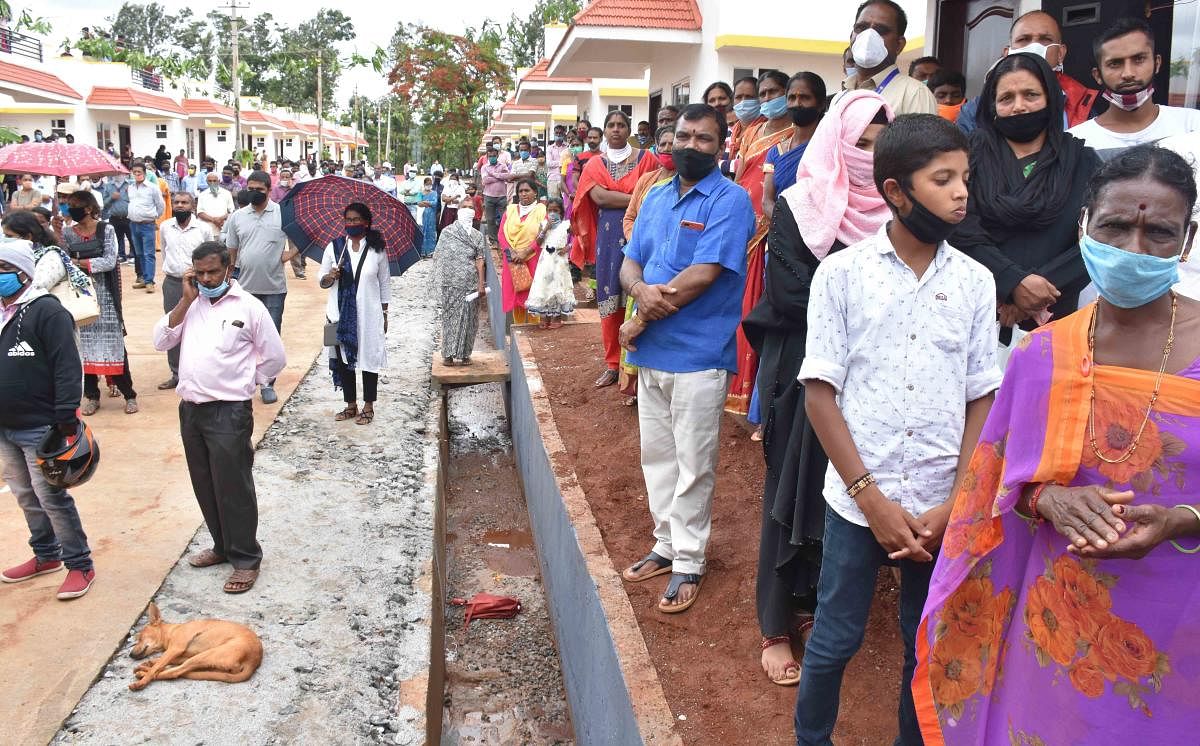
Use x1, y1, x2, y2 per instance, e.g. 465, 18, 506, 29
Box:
732, 67, 753, 84
607, 104, 633, 117
155, 124, 167, 139
284, 138, 294, 147
216, 129, 227, 142
50, 119, 67, 137
255, 137, 265, 148
672, 80, 690, 106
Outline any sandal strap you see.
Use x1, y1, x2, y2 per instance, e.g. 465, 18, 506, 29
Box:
662, 572, 702, 600
761, 634, 792, 650
631, 552, 671, 573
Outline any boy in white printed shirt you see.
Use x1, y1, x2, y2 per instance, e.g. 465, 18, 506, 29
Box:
795, 114, 1001, 745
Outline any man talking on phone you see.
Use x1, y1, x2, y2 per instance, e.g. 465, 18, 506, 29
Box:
152, 241, 285, 594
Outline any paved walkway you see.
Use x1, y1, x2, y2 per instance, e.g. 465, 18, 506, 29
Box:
0, 266, 326, 746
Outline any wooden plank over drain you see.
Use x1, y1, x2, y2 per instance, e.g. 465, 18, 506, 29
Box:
431, 349, 510, 390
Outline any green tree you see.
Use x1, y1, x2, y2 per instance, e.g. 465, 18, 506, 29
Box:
389, 23, 512, 168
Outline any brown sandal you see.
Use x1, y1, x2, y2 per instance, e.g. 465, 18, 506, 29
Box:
188, 549, 228, 568
761, 635, 801, 686
223, 567, 259, 594
334, 405, 358, 421
355, 408, 374, 425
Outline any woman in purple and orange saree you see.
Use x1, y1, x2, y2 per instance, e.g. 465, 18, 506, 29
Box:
913, 145, 1200, 744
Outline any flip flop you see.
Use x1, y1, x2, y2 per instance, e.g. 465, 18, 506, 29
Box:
621, 551, 672, 582
658, 573, 702, 614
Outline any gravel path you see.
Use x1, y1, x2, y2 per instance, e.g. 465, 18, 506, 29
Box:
55, 260, 441, 746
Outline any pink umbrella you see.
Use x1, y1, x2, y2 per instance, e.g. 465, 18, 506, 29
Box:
0, 142, 128, 177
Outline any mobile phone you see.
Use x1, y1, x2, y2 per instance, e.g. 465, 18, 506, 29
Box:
189, 276, 198, 288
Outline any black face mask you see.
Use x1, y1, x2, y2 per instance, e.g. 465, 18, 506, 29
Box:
672, 147, 717, 181
175, 210, 192, 224
244, 189, 267, 206
788, 105, 822, 127
67, 206, 89, 222
896, 186, 958, 245
992, 108, 1050, 143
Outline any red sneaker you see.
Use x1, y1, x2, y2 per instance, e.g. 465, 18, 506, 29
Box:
2, 557, 63, 583
56, 569, 96, 600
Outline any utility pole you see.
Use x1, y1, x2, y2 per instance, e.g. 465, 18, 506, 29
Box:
385, 97, 393, 167
316, 55, 324, 165
222, 0, 248, 158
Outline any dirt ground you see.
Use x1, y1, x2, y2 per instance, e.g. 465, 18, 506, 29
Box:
441, 380, 573, 745
528, 322, 905, 746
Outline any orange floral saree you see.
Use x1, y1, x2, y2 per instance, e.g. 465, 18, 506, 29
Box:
913, 307, 1200, 744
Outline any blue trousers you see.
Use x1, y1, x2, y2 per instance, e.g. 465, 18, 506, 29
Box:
794, 509, 936, 746
129, 220, 157, 284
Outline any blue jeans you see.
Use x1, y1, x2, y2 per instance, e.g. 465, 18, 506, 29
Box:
0, 425, 93, 571
794, 509, 935, 746
252, 293, 285, 386
129, 220, 157, 284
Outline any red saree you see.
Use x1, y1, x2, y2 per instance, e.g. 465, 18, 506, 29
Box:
726, 121, 794, 415
569, 149, 658, 269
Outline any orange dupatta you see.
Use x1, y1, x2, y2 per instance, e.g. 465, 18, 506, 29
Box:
737, 121, 794, 247
569, 149, 658, 268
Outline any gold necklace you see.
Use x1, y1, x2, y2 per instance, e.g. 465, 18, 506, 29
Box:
1087, 292, 1177, 464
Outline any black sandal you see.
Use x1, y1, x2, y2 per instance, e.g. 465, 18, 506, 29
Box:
334, 405, 357, 421
658, 573, 703, 614
621, 551, 673, 582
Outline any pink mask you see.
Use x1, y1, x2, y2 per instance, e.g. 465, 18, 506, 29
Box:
1102, 85, 1154, 112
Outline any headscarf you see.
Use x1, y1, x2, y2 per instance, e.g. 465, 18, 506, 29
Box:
781, 90, 893, 260
965, 51, 1084, 230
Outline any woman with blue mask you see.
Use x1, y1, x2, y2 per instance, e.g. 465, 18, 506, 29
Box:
949, 51, 1100, 346
727, 69, 795, 417
727, 76, 762, 171
318, 203, 390, 425
914, 143, 1200, 746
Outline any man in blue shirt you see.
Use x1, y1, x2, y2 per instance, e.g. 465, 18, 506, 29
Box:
616, 103, 755, 614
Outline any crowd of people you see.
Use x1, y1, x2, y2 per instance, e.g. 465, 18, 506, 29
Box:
0, 139, 407, 598
4, 1, 1200, 741
495, 3, 1198, 743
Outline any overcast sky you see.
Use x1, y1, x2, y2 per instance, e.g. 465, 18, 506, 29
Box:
32, 0, 523, 107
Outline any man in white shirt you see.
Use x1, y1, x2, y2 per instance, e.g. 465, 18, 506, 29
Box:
157, 191, 213, 390
1068, 17, 1200, 151
197, 172, 236, 235
836, 0, 937, 116
374, 162, 398, 196
430, 160, 444, 177
545, 126, 569, 199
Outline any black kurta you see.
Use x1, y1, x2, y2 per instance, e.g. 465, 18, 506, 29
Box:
742, 198, 844, 638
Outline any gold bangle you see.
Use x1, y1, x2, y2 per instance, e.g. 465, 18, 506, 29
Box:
846, 473, 876, 499
631, 311, 647, 327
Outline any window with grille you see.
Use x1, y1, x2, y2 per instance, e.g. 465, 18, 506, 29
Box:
155, 124, 167, 139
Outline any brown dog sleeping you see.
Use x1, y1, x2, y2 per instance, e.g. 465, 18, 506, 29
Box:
127, 602, 263, 691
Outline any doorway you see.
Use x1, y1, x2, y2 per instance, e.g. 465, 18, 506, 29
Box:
936, 0, 1018, 96
648, 90, 662, 132
118, 125, 131, 159
198, 130, 207, 162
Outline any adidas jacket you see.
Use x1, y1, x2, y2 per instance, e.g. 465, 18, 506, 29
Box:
0, 289, 82, 429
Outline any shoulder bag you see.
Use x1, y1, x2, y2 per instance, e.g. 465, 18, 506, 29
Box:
48, 248, 100, 327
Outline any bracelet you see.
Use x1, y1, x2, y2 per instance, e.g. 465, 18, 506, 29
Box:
1027, 482, 1052, 524
629, 280, 644, 295
1169, 504, 1200, 554
631, 311, 647, 327
846, 472, 876, 499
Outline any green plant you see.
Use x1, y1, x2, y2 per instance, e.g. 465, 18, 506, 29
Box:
0, 126, 22, 145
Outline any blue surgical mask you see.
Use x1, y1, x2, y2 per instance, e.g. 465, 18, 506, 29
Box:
760, 95, 788, 120
519, 151, 530, 160
0, 271, 23, 297
1080, 212, 1184, 308
198, 278, 229, 299
733, 99, 760, 124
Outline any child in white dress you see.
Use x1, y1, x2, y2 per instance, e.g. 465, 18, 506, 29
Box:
525, 198, 576, 328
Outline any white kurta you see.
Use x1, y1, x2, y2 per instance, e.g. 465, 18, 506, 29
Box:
320, 238, 391, 373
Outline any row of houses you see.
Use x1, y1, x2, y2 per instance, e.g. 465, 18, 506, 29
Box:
484, 0, 929, 145
486, 0, 1200, 145
0, 32, 367, 167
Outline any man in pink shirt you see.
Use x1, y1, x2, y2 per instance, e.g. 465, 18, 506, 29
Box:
152, 241, 286, 594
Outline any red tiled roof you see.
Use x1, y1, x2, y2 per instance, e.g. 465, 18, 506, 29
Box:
0, 60, 82, 100
502, 100, 551, 112
182, 98, 234, 118
86, 86, 186, 115
240, 110, 287, 129
572, 0, 702, 30
521, 58, 591, 84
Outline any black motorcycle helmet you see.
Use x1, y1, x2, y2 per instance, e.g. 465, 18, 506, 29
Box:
36, 421, 100, 489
